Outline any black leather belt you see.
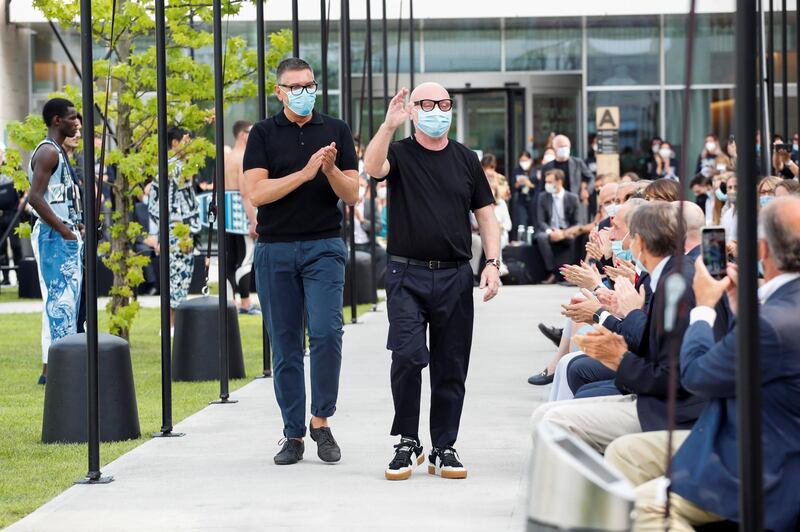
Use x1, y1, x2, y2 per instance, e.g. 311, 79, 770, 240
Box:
389, 255, 465, 270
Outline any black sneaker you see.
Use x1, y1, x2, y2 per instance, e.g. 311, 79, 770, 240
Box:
274, 438, 304, 465
428, 447, 468, 479
309, 421, 341, 463
385, 437, 424, 481
538, 323, 563, 347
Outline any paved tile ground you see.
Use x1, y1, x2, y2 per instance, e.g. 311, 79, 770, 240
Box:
6, 285, 572, 532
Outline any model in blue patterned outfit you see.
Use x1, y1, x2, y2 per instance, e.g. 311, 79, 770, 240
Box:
27, 98, 84, 385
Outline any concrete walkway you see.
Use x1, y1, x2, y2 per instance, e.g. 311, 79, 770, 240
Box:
6, 285, 570, 532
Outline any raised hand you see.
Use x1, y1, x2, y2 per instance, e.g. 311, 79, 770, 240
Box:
384, 88, 411, 130
611, 277, 646, 318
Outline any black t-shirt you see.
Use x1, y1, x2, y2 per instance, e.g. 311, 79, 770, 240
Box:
378, 136, 495, 261
242, 110, 358, 242
554, 160, 571, 190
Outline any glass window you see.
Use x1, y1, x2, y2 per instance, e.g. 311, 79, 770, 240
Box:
587, 91, 659, 171
770, 12, 798, 83
532, 93, 578, 160
505, 17, 581, 71
423, 19, 501, 72
664, 13, 736, 85
351, 19, 420, 75
664, 88, 734, 179
587, 16, 659, 86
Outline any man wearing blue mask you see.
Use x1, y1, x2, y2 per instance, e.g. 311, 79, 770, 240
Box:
363, 83, 500, 481
243, 58, 360, 466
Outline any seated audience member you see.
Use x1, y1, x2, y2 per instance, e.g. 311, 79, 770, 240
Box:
757, 175, 782, 209
535, 169, 582, 284
531, 202, 705, 452
621, 171, 640, 183
644, 178, 680, 202
605, 196, 800, 531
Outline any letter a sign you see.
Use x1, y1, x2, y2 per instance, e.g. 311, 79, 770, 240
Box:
596, 107, 620, 131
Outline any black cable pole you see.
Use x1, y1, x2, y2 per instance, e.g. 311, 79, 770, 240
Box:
409, 0, 414, 90
341, 0, 357, 323
781, 0, 788, 138
48, 21, 117, 142
768, 0, 775, 139
759, 0, 772, 174
292, 0, 300, 57
75, 0, 111, 485
151, 0, 183, 438
367, 0, 377, 311
382, 0, 389, 110
255, 0, 272, 379
210, 0, 235, 405
321, 0, 329, 114
736, 0, 764, 530
394, 1, 403, 94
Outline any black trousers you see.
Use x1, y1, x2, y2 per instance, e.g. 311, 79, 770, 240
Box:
386, 260, 474, 448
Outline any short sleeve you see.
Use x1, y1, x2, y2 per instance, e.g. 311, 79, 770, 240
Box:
377, 142, 401, 182
337, 122, 359, 172
242, 124, 268, 173
469, 151, 495, 212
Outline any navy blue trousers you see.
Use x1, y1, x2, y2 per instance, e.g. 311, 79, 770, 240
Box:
567, 354, 621, 398
386, 261, 474, 448
254, 237, 346, 438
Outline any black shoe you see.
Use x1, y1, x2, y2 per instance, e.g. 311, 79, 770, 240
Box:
538, 323, 563, 347
385, 437, 424, 481
541, 273, 558, 285
274, 438, 304, 465
428, 446, 468, 479
309, 421, 341, 463
528, 368, 555, 386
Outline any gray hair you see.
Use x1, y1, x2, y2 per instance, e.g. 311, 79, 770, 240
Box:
619, 197, 647, 225
761, 197, 800, 272
628, 201, 680, 257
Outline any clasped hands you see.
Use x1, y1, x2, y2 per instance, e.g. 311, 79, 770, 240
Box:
302, 142, 338, 181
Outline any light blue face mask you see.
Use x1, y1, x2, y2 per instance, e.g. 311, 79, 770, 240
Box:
715, 188, 728, 203
284, 90, 316, 117
611, 240, 633, 262
416, 107, 452, 138
605, 204, 620, 218
631, 236, 648, 273
760, 195, 774, 208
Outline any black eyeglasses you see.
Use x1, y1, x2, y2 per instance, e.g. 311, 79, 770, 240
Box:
414, 99, 453, 112
278, 82, 319, 96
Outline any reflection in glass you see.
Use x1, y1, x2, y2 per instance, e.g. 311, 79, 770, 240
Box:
587, 91, 659, 172
587, 16, 659, 86
505, 18, 581, 72
664, 13, 736, 85
424, 19, 501, 72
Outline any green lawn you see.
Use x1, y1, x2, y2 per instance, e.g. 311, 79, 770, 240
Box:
0, 288, 26, 303
0, 301, 375, 528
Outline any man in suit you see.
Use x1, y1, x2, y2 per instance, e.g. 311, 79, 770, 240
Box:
539, 134, 595, 222
535, 168, 582, 284
606, 195, 800, 531
531, 202, 705, 453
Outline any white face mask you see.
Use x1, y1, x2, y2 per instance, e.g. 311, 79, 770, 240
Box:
545, 183, 557, 194
519, 160, 532, 171
651, 144, 661, 154
358, 186, 367, 199
543, 154, 555, 164
592, 144, 599, 152
555, 147, 571, 159
377, 187, 387, 199
659, 148, 672, 159
705, 141, 717, 153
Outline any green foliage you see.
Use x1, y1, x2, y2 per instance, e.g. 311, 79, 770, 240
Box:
14, 222, 32, 240
1, 0, 292, 338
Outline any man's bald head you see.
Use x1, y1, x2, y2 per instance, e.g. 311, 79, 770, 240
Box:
409, 82, 449, 103
598, 183, 619, 210
673, 201, 705, 249
761, 196, 800, 272
617, 182, 638, 203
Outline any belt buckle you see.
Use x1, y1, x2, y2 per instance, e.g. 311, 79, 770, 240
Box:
428, 260, 440, 270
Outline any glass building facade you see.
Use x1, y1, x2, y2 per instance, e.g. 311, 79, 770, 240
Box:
19, 12, 799, 176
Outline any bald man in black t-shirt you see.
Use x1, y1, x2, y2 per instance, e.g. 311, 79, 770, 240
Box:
364, 83, 501, 481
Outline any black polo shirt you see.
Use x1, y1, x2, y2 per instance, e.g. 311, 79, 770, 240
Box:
377, 136, 495, 261
242, 110, 358, 242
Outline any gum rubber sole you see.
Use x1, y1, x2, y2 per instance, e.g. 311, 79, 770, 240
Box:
385, 454, 425, 480
428, 464, 468, 479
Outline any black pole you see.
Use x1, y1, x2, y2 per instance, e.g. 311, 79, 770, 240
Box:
321, 0, 329, 114
74, 0, 111, 485
768, 0, 775, 139
781, 0, 788, 138
255, 0, 272, 380
759, 0, 772, 174
210, 0, 235, 405
382, 0, 389, 110
736, 0, 764, 530
151, 0, 184, 438
292, 0, 300, 57
395, 1, 403, 94
409, 0, 414, 90
341, 0, 357, 323
367, 0, 377, 310
48, 21, 117, 142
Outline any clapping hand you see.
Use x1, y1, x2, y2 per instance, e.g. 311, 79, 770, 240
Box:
321, 142, 338, 174
610, 276, 646, 317
605, 256, 637, 284
561, 288, 601, 325
560, 261, 602, 291
573, 325, 628, 371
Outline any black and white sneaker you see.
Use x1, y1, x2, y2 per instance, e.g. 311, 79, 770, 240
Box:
385, 437, 424, 481
428, 447, 468, 479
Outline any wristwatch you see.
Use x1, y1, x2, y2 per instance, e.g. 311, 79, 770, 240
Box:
485, 258, 501, 270
592, 308, 604, 324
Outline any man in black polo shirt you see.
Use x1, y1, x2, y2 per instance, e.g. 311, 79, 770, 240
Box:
243, 58, 359, 466
364, 83, 501, 481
